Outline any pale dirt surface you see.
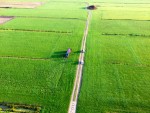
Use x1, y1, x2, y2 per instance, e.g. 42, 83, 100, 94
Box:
0, 16, 14, 24
68, 5, 92, 113
0, 2, 43, 8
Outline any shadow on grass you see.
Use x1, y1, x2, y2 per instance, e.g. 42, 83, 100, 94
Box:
50, 50, 81, 66
51, 51, 66, 58
73, 50, 81, 54
51, 50, 81, 58
72, 61, 79, 65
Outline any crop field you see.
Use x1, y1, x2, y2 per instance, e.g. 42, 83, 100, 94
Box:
77, 1, 150, 113
0, 0, 87, 113
0, 0, 150, 113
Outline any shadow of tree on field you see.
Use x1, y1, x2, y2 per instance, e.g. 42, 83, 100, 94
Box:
50, 50, 82, 66
73, 50, 81, 54
51, 50, 81, 59
72, 61, 79, 65
51, 51, 66, 58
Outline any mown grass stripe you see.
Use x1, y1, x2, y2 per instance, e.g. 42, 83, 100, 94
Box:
114, 66, 128, 108
126, 39, 141, 64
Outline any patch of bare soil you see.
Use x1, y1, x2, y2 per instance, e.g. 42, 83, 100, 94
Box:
0, 2, 43, 9
0, 16, 14, 25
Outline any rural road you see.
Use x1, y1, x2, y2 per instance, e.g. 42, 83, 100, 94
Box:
68, 9, 92, 113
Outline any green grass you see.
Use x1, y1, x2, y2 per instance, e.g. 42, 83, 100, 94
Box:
0, 2, 87, 19
1, 0, 150, 113
0, 31, 81, 111
98, 20, 150, 35
77, 2, 150, 113
102, 10, 150, 20
0, 58, 76, 113
96, 3, 150, 20
92, 2, 150, 20
0, 18, 85, 33
0, 1, 86, 112
0, 31, 83, 58
77, 34, 150, 113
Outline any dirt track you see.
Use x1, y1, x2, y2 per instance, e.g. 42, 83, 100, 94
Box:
68, 7, 92, 113
0, 2, 43, 8
0, 16, 14, 24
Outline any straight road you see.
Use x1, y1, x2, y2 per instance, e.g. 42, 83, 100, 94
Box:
68, 9, 92, 113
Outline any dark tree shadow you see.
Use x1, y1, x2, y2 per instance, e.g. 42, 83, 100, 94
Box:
72, 61, 79, 65
50, 50, 81, 61
0, 7, 12, 9
51, 51, 66, 58
73, 50, 81, 54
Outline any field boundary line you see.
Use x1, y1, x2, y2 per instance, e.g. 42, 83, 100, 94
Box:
93, 2, 150, 4
102, 18, 150, 21
68, 6, 92, 113
102, 33, 150, 37
0, 28, 72, 34
0, 56, 51, 61
15, 16, 86, 21
105, 62, 150, 67
50, 1, 89, 4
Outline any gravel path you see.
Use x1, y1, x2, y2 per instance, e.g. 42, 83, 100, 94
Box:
68, 9, 92, 113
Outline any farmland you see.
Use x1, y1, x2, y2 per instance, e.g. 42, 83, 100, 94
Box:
77, 1, 150, 113
0, 0, 86, 112
0, 0, 150, 113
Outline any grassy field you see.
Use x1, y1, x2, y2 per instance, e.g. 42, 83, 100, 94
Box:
0, 0, 86, 112
0, 0, 150, 113
0, 2, 86, 19
77, 1, 150, 113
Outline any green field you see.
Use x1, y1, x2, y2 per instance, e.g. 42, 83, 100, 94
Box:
0, 0, 86, 112
0, 0, 150, 113
77, 1, 150, 113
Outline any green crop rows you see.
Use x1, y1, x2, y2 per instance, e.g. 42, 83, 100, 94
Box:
0, 0, 150, 113
77, 1, 150, 113
0, 0, 86, 113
